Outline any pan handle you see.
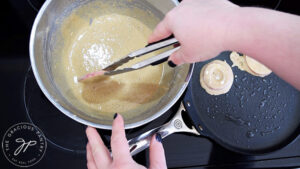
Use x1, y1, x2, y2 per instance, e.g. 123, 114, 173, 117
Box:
128, 102, 200, 156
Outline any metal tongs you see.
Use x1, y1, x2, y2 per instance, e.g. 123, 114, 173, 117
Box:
78, 37, 179, 82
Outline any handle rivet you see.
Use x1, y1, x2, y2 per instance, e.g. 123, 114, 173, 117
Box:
198, 125, 203, 131
187, 102, 191, 107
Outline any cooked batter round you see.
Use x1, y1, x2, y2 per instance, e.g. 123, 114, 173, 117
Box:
200, 60, 234, 95
230, 52, 272, 77
245, 56, 272, 76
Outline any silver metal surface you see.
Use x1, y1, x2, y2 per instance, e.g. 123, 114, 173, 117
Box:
127, 126, 161, 156
131, 46, 180, 69
30, 0, 193, 129
129, 102, 200, 156
104, 68, 136, 76
103, 37, 179, 71
104, 47, 180, 76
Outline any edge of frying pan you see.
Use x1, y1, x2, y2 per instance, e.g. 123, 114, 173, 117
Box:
182, 67, 300, 155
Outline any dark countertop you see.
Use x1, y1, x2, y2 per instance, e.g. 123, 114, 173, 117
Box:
1, 0, 300, 168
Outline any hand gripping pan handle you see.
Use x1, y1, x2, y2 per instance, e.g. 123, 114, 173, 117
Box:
128, 102, 200, 156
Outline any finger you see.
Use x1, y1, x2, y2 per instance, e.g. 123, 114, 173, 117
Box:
148, 17, 172, 43
168, 49, 186, 66
111, 113, 132, 162
86, 143, 97, 169
86, 126, 112, 167
149, 134, 167, 169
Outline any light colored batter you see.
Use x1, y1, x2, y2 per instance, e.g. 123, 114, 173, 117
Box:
230, 52, 272, 77
200, 60, 234, 95
51, 3, 171, 117
245, 55, 272, 76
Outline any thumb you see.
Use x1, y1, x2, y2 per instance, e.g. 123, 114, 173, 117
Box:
149, 134, 167, 169
148, 17, 172, 43
168, 48, 186, 66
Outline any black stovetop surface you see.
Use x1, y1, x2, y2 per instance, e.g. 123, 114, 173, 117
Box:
1, 0, 300, 168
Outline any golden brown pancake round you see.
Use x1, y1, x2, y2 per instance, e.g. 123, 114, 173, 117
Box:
200, 60, 234, 95
245, 56, 272, 77
230, 52, 272, 77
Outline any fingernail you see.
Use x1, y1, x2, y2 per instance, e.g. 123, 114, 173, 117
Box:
156, 133, 162, 143
168, 61, 176, 68
113, 113, 118, 119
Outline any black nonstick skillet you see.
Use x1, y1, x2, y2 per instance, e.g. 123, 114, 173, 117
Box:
129, 51, 300, 155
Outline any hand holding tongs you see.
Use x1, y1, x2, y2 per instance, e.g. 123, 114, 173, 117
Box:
78, 37, 179, 82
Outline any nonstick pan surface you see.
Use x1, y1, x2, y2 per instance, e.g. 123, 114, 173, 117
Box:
183, 51, 300, 154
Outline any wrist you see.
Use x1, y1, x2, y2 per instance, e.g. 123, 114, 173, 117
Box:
220, 7, 245, 52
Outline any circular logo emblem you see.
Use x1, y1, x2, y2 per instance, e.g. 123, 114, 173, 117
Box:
2, 123, 47, 167
174, 119, 183, 129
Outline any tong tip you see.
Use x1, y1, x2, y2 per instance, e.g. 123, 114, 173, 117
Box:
78, 70, 106, 82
